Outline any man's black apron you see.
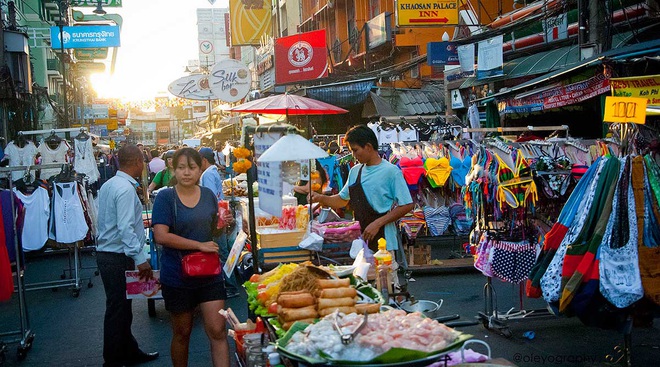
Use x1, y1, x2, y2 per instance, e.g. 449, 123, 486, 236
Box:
349, 166, 386, 252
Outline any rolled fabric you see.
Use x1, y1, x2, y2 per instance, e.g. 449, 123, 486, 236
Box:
279, 305, 319, 322
318, 287, 357, 299
317, 297, 356, 310
319, 306, 357, 317
317, 278, 351, 289
277, 292, 315, 308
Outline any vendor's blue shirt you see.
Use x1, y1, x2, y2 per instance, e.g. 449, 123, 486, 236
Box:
152, 187, 220, 288
339, 160, 413, 251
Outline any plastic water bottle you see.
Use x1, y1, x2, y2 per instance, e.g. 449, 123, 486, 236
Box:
373, 238, 393, 300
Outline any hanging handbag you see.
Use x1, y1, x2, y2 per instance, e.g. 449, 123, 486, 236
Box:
172, 188, 221, 278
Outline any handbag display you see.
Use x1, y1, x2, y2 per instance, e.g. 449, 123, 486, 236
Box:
173, 187, 222, 278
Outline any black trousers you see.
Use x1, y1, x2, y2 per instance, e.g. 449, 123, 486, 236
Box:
96, 251, 142, 366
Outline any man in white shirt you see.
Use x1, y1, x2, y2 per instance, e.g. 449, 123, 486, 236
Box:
147, 149, 165, 181
96, 145, 159, 367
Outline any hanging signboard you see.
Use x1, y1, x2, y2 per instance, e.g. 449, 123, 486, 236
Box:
275, 29, 328, 85
74, 48, 108, 60
477, 35, 504, 80
450, 89, 465, 109
457, 43, 475, 73
366, 12, 392, 50
543, 13, 568, 42
500, 74, 610, 114
50, 25, 121, 49
427, 41, 459, 66
254, 133, 284, 217
610, 74, 660, 116
229, 0, 271, 46
70, 0, 122, 7
168, 74, 214, 100
209, 59, 251, 103
396, 0, 459, 26
603, 97, 647, 124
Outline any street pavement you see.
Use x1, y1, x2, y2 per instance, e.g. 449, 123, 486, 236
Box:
1, 251, 659, 366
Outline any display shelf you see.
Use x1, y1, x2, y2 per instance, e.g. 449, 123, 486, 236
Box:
403, 234, 475, 273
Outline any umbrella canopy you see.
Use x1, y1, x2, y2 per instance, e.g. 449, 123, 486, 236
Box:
228, 94, 348, 115
257, 134, 329, 162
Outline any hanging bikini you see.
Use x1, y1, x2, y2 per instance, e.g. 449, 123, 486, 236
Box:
424, 156, 452, 188
534, 149, 573, 199
495, 149, 538, 210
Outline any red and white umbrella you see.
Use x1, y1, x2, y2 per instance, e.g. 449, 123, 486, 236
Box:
227, 93, 348, 115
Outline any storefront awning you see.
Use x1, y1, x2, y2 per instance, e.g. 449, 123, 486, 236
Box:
461, 31, 643, 90
476, 38, 660, 102
304, 78, 376, 108
362, 92, 396, 118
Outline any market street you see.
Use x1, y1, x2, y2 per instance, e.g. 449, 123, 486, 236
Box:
1, 251, 658, 367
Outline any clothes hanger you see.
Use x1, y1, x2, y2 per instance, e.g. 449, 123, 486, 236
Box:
75, 128, 89, 140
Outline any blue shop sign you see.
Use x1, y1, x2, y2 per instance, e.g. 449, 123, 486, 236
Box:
427, 42, 459, 66
50, 25, 120, 49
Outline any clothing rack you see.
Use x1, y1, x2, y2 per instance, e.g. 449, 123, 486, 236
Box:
0, 164, 45, 361
17, 127, 88, 136
462, 125, 569, 133
1, 164, 92, 296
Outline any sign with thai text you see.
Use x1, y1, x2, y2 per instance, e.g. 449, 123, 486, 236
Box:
500, 74, 611, 114
427, 41, 459, 66
396, 0, 459, 26
603, 97, 647, 124
275, 29, 328, 85
50, 25, 120, 49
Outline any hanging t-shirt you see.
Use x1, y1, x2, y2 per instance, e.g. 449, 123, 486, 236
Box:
13, 187, 50, 252
4, 141, 38, 181
1, 191, 24, 263
38, 140, 70, 180
53, 182, 89, 243
399, 127, 418, 142
73, 137, 100, 183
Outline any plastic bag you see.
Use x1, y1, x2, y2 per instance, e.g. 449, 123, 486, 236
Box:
311, 221, 362, 243
299, 232, 324, 252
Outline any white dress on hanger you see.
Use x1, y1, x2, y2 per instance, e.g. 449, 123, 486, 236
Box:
53, 182, 89, 243
4, 141, 38, 181
73, 137, 100, 183
38, 140, 70, 180
13, 187, 50, 252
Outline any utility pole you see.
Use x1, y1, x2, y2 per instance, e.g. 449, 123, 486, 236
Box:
58, 1, 69, 128
0, 5, 7, 141
589, 0, 611, 53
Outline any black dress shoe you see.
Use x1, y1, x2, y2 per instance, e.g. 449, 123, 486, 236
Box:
124, 351, 159, 365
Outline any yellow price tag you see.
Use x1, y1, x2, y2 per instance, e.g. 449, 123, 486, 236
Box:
603, 96, 647, 124
497, 127, 503, 132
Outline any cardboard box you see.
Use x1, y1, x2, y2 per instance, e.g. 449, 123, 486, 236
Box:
407, 245, 431, 266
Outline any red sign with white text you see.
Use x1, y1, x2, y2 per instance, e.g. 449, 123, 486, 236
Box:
275, 29, 328, 85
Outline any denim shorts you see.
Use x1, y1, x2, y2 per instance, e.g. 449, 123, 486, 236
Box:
161, 282, 226, 313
